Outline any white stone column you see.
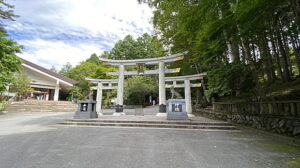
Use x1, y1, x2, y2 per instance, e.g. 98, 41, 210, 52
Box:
96, 82, 103, 115
158, 61, 166, 114
117, 64, 124, 106
115, 64, 125, 115
184, 79, 193, 117
54, 80, 60, 101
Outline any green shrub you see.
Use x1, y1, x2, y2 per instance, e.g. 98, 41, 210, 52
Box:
0, 101, 7, 112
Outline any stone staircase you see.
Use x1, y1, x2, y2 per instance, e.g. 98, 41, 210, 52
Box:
59, 118, 238, 130
3, 100, 77, 113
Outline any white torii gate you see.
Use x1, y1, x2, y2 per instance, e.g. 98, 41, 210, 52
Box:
86, 73, 207, 116
99, 52, 188, 114
86, 78, 118, 115
165, 73, 207, 116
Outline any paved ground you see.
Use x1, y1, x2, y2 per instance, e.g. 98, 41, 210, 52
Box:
101, 105, 159, 115
0, 111, 300, 168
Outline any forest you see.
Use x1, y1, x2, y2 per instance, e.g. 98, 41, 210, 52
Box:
137, 0, 300, 102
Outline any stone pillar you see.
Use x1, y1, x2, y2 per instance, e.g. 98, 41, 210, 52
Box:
158, 61, 166, 113
115, 64, 125, 115
54, 80, 60, 101
96, 82, 103, 115
185, 79, 193, 117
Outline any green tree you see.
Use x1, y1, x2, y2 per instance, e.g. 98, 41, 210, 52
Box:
104, 33, 165, 60
9, 69, 32, 98
0, 1, 22, 92
59, 62, 72, 76
86, 53, 100, 65
140, 0, 300, 101
66, 54, 117, 100
67, 62, 98, 81
124, 76, 158, 105
69, 86, 87, 100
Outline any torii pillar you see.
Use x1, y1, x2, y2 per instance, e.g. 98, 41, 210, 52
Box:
116, 64, 125, 113
184, 79, 192, 115
158, 61, 166, 113
96, 83, 103, 115
86, 78, 119, 116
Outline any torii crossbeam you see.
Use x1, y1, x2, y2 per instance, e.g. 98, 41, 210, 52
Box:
99, 52, 188, 114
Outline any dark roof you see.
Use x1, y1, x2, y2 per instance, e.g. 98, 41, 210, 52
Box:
21, 59, 78, 85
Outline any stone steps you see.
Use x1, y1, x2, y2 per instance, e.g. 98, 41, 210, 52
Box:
59, 119, 238, 130
3, 100, 77, 113
66, 119, 232, 126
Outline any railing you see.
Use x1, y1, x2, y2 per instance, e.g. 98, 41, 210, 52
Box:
213, 101, 300, 117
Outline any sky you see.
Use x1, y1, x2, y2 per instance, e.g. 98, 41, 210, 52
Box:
5, 0, 154, 69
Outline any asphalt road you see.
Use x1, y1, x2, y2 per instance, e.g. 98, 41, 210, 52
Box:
0, 112, 299, 168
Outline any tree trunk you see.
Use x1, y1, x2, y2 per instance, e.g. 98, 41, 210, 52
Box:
263, 35, 276, 82
281, 27, 294, 76
292, 0, 300, 30
242, 38, 252, 64
276, 29, 291, 82
292, 38, 300, 74
270, 33, 284, 81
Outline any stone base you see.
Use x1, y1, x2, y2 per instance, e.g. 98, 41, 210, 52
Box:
167, 112, 188, 120
156, 112, 167, 117
97, 113, 103, 116
159, 104, 166, 113
113, 112, 126, 116
188, 114, 195, 117
116, 105, 123, 112
74, 111, 98, 119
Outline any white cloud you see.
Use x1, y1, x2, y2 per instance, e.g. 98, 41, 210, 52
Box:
18, 39, 103, 69
63, 0, 153, 37
11, 0, 153, 39
7, 0, 154, 69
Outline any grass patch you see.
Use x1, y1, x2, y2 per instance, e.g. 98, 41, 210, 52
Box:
0, 101, 7, 112
255, 142, 300, 167
216, 79, 300, 102
288, 157, 300, 167
255, 142, 300, 153
267, 79, 300, 100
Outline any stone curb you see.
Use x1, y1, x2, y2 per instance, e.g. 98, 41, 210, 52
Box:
59, 121, 239, 130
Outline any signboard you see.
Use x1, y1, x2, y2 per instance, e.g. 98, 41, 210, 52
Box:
172, 103, 183, 112
137, 63, 145, 74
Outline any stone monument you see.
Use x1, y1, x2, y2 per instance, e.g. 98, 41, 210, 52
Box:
167, 99, 188, 120
74, 100, 98, 119
170, 86, 183, 99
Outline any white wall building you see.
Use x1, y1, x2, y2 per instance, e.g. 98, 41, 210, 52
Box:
21, 59, 77, 101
